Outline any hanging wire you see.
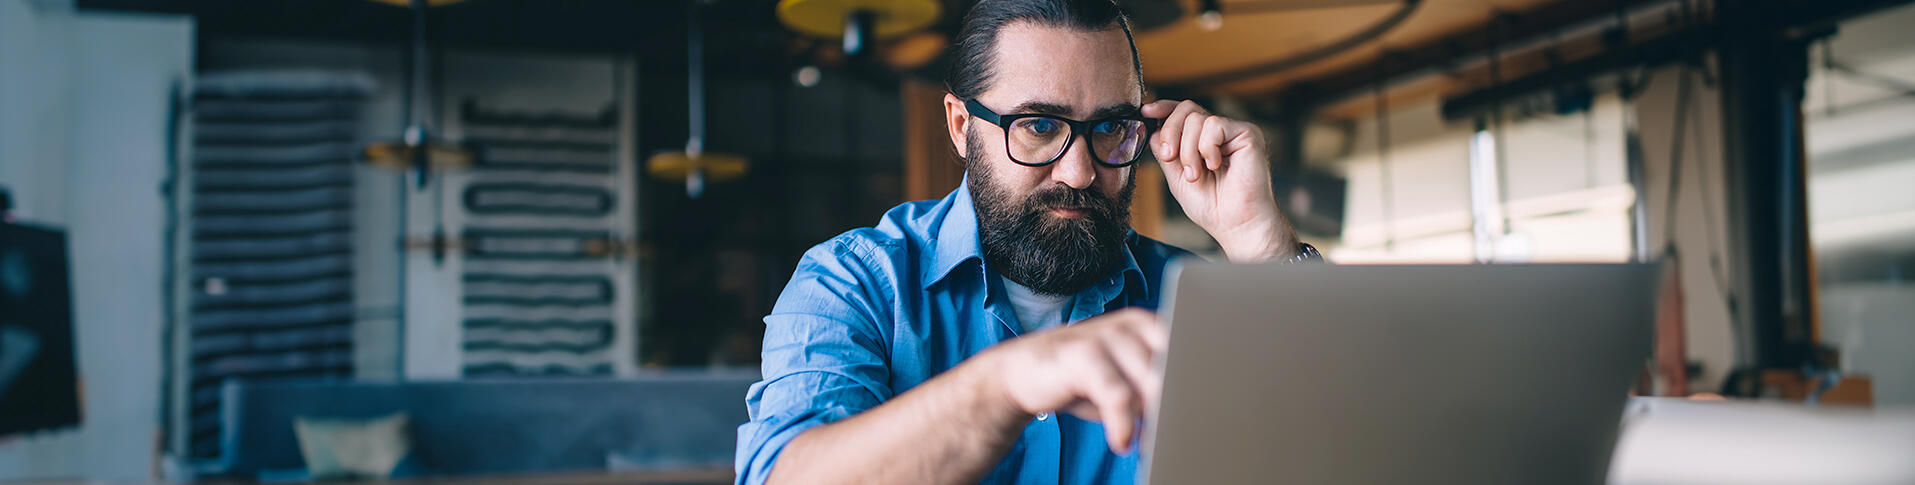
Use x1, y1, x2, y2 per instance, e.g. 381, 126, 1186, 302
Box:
687, 0, 706, 157
684, 0, 709, 198
1488, 12, 1512, 236
1686, 61, 1734, 304
426, 0, 448, 265
1373, 52, 1397, 251
1821, 39, 1838, 117
1659, 60, 1737, 307
407, 0, 432, 189
1660, 65, 1693, 244
1585, 102, 1598, 188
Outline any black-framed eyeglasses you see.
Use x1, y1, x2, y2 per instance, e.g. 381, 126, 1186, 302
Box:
965, 98, 1159, 168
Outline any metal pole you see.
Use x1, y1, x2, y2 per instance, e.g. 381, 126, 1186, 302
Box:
1716, 0, 1814, 370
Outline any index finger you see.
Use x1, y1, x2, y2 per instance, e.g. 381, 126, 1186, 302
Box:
1146, 100, 1206, 165
1111, 308, 1169, 353
1140, 99, 1180, 119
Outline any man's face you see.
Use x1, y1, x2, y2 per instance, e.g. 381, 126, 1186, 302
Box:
954, 22, 1142, 296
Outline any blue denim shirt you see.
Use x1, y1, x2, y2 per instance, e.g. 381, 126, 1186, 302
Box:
736, 180, 1191, 484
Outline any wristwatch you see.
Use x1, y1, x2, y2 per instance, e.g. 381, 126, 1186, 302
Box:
1282, 242, 1323, 264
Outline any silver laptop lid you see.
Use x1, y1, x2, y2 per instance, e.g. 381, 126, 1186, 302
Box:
1140, 262, 1657, 485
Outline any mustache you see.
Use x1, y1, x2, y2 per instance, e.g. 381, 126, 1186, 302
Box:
1023, 185, 1121, 219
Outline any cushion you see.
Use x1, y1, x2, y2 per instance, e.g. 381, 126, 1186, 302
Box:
292, 412, 412, 480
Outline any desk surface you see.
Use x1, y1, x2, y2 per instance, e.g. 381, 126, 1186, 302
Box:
1609, 398, 1915, 484
17, 468, 734, 485
23, 400, 1915, 485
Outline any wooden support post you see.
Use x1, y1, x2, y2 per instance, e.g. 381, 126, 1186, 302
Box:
902, 79, 965, 202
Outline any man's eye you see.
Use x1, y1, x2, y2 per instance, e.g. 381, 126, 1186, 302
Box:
1092, 121, 1122, 134
1021, 119, 1061, 136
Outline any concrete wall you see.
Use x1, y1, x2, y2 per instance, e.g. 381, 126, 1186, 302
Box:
0, 0, 74, 224
0, 2, 194, 481
1803, 2, 1915, 406
1312, 63, 1738, 390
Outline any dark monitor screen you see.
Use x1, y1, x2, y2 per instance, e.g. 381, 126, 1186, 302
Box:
0, 222, 82, 437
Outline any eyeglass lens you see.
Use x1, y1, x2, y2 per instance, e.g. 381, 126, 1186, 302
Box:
1006, 117, 1148, 166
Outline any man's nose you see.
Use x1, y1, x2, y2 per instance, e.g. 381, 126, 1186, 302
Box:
1049, 133, 1099, 190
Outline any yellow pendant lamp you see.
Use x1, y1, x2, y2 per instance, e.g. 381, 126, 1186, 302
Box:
777, 0, 940, 57
360, 0, 473, 185
362, 130, 473, 173
647, 1, 749, 199
646, 149, 749, 199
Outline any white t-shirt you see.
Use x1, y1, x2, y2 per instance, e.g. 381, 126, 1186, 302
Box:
1002, 276, 1072, 334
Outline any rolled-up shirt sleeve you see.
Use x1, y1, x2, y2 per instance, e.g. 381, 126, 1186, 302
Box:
736, 236, 897, 485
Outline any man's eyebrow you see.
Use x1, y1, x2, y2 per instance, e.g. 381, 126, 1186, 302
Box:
1008, 101, 1074, 116
1007, 101, 1142, 119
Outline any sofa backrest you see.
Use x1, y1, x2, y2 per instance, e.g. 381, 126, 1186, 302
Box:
215, 370, 758, 479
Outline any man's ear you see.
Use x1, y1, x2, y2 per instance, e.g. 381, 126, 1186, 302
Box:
943, 93, 969, 158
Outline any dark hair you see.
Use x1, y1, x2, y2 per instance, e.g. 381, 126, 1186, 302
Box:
945, 0, 1144, 100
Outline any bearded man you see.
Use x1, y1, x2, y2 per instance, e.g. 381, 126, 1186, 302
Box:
736, 1, 1318, 483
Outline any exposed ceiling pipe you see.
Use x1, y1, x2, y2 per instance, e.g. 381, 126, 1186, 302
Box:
1279, 0, 1681, 109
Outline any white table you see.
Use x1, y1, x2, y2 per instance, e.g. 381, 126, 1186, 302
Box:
1609, 398, 1915, 484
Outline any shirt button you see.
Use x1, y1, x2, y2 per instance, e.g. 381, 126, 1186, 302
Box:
1036, 412, 1051, 421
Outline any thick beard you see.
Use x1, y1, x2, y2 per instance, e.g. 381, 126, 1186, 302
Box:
965, 128, 1135, 296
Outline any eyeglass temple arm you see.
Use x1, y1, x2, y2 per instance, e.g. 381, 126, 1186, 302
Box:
963, 98, 1002, 125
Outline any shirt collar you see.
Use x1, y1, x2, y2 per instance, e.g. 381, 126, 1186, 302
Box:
1115, 232, 1149, 302
921, 177, 986, 290
919, 177, 1147, 304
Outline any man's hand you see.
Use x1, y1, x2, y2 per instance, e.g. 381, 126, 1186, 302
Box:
979, 308, 1168, 453
767, 309, 1169, 484
1143, 100, 1298, 262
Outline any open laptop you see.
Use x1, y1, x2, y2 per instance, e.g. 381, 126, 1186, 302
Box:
1139, 262, 1658, 485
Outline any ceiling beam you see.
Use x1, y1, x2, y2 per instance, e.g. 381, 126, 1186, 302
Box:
1436, 0, 1915, 122
1275, 0, 1673, 111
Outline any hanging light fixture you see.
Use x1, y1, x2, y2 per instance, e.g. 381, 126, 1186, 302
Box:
361, 0, 472, 187
881, 31, 950, 71
1197, 0, 1224, 31
360, 0, 474, 269
1372, 53, 1396, 251
777, 0, 940, 58
647, 0, 747, 199
354, 0, 473, 376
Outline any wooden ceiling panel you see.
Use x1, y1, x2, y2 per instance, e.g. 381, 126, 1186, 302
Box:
1135, 0, 1562, 95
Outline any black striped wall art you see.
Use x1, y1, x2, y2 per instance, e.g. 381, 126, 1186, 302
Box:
456, 98, 627, 378
185, 70, 373, 459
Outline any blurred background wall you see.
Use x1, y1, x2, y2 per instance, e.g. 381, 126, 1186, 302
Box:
1802, 4, 1915, 406
0, 1, 191, 480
